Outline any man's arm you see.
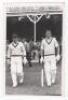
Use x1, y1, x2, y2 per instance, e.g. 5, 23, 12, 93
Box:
56, 45, 60, 56
40, 40, 44, 63
21, 43, 27, 64
7, 44, 11, 59
40, 40, 44, 57
54, 38, 60, 61
7, 44, 11, 65
21, 43, 26, 57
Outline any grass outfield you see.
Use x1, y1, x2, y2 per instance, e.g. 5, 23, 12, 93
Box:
6, 62, 61, 96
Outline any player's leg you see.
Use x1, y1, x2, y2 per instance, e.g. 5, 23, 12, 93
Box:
18, 68, 24, 84
51, 56, 57, 84
27, 52, 32, 67
51, 69, 56, 84
44, 57, 51, 86
11, 58, 17, 87
11, 72, 18, 87
17, 57, 24, 84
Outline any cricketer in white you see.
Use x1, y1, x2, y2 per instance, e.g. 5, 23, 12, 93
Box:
7, 34, 27, 88
40, 30, 60, 87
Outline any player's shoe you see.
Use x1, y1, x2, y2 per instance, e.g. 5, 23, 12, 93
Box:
51, 80, 55, 85
47, 83, 52, 87
12, 82, 18, 88
19, 79, 24, 84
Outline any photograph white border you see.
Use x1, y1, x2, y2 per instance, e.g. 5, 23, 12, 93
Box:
0, 0, 68, 100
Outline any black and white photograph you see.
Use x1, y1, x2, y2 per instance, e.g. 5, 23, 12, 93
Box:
5, 2, 63, 96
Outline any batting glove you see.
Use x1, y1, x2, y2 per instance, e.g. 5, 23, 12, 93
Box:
40, 57, 44, 64
24, 57, 27, 64
56, 55, 60, 62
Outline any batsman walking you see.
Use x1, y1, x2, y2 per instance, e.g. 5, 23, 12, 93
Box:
7, 33, 27, 88
40, 30, 60, 87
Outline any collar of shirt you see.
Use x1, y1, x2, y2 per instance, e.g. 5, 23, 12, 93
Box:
45, 37, 53, 44
12, 41, 19, 48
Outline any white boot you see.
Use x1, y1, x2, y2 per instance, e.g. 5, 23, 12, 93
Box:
19, 79, 24, 84
46, 71, 52, 87
51, 70, 56, 85
47, 82, 51, 87
13, 82, 18, 88
19, 73, 24, 84
52, 79, 55, 84
11, 73, 18, 88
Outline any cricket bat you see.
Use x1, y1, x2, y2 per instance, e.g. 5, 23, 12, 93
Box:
41, 66, 44, 87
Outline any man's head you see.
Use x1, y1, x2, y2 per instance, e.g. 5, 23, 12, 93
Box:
22, 38, 26, 43
45, 30, 52, 38
12, 33, 18, 43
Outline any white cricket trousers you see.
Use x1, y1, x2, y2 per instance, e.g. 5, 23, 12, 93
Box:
10, 56, 24, 85
44, 55, 56, 86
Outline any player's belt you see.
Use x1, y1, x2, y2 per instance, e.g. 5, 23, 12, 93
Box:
11, 55, 26, 57
44, 54, 55, 56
